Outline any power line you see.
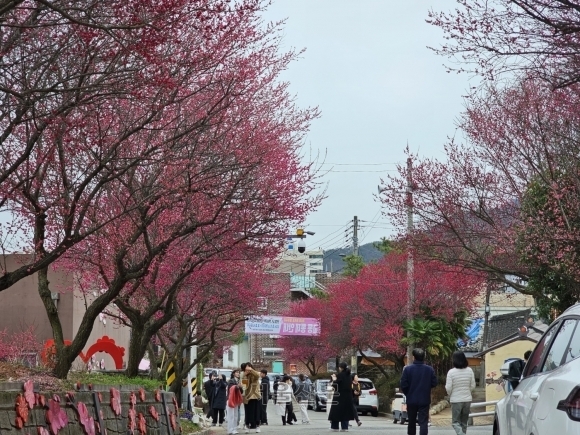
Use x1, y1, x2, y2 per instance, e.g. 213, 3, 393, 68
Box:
320, 162, 399, 166
328, 169, 398, 173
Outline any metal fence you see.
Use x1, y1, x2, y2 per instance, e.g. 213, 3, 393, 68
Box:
469, 400, 498, 418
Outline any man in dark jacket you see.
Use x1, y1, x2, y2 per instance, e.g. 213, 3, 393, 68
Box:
203, 372, 217, 418
259, 369, 270, 425
400, 348, 437, 435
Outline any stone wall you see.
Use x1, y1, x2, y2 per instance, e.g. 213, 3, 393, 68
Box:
0, 382, 182, 435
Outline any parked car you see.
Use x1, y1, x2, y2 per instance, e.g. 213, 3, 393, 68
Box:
314, 379, 330, 412
356, 377, 379, 417
313, 377, 378, 416
291, 375, 316, 410
494, 303, 580, 435
267, 372, 282, 399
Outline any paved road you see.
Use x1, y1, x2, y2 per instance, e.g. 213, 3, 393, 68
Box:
210, 402, 492, 435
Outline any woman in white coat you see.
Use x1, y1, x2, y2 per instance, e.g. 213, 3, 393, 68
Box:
445, 351, 476, 435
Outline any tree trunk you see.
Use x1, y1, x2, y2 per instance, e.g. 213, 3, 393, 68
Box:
125, 323, 147, 377
148, 343, 160, 380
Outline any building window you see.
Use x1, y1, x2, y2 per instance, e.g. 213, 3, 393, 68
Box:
228, 349, 234, 362
257, 297, 268, 311
262, 348, 283, 357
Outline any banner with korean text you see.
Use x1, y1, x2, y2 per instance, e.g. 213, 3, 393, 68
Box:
245, 316, 320, 336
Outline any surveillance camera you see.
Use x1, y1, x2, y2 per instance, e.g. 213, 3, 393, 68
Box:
297, 239, 306, 253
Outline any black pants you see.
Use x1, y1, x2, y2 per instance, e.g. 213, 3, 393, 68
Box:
352, 402, 359, 422
212, 408, 225, 424
206, 400, 213, 418
245, 399, 261, 429
406, 404, 429, 435
285, 402, 297, 422
261, 402, 268, 424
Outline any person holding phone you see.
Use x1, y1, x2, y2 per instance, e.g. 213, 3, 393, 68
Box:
328, 362, 354, 432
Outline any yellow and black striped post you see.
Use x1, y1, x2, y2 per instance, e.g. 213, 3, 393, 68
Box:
166, 362, 176, 390
191, 376, 197, 395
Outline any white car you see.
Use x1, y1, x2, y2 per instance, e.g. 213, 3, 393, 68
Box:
494, 303, 580, 435
356, 377, 379, 417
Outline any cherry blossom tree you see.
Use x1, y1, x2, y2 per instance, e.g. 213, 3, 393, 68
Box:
283, 253, 481, 375
380, 78, 580, 312
32, 3, 321, 378
278, 298, 337, 376
0, 0, 264, 290
327, 253, 481, 372
428, 0, 580, 88
157, 268, 289, 395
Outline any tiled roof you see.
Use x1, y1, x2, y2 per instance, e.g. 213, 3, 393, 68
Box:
487, 308, 532, 347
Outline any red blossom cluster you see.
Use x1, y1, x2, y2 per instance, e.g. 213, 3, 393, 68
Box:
281, 253, 482, 372
0, 326, 42, 364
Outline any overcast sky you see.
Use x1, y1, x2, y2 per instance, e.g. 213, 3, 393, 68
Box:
260, 0, 475, 252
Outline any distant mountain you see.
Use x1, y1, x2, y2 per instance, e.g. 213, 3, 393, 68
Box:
322, 242, 385, 273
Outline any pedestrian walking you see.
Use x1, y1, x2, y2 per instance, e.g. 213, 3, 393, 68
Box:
328, 362, 355, 432
204, 372, 217, 419
351, 374, 362, 427
445, 351, 476, 435
227, 381, 244, 435
212, 374, 227, 426
241, 362, 262, 433
400, 348, 438, 435
295, 374, 311, 424
259, 370, 270, 425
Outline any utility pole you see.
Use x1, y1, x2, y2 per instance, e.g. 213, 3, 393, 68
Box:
377, 157, 415, 365
353, 216, 359, 256
480, 284, 491, 386
406, 158, 415, 366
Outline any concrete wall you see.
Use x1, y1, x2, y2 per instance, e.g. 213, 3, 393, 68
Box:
71, 291, 131, 370
0, 254, 131, 370
0, 382, 181, 434
483, 339, 536, 404
0, 254, 74, 342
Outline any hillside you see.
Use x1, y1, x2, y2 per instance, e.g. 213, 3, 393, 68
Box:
322, 242, 385, 273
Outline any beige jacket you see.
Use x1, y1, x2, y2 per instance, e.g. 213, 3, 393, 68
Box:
243, 369, 262, 401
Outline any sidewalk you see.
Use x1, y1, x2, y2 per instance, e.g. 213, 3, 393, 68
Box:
430, 405, 494, 427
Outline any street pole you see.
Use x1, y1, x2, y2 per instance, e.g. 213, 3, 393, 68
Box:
406, 157, 415, 366
480, 285, 491, 386
353, 216, 359, 256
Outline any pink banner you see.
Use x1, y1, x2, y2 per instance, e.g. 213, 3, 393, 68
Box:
245, 316, 320, 336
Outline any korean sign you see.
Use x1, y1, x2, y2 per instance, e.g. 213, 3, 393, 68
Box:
245, 316, 320, 336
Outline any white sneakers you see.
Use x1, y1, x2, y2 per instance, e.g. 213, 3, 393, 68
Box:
255, 429, 261, 433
